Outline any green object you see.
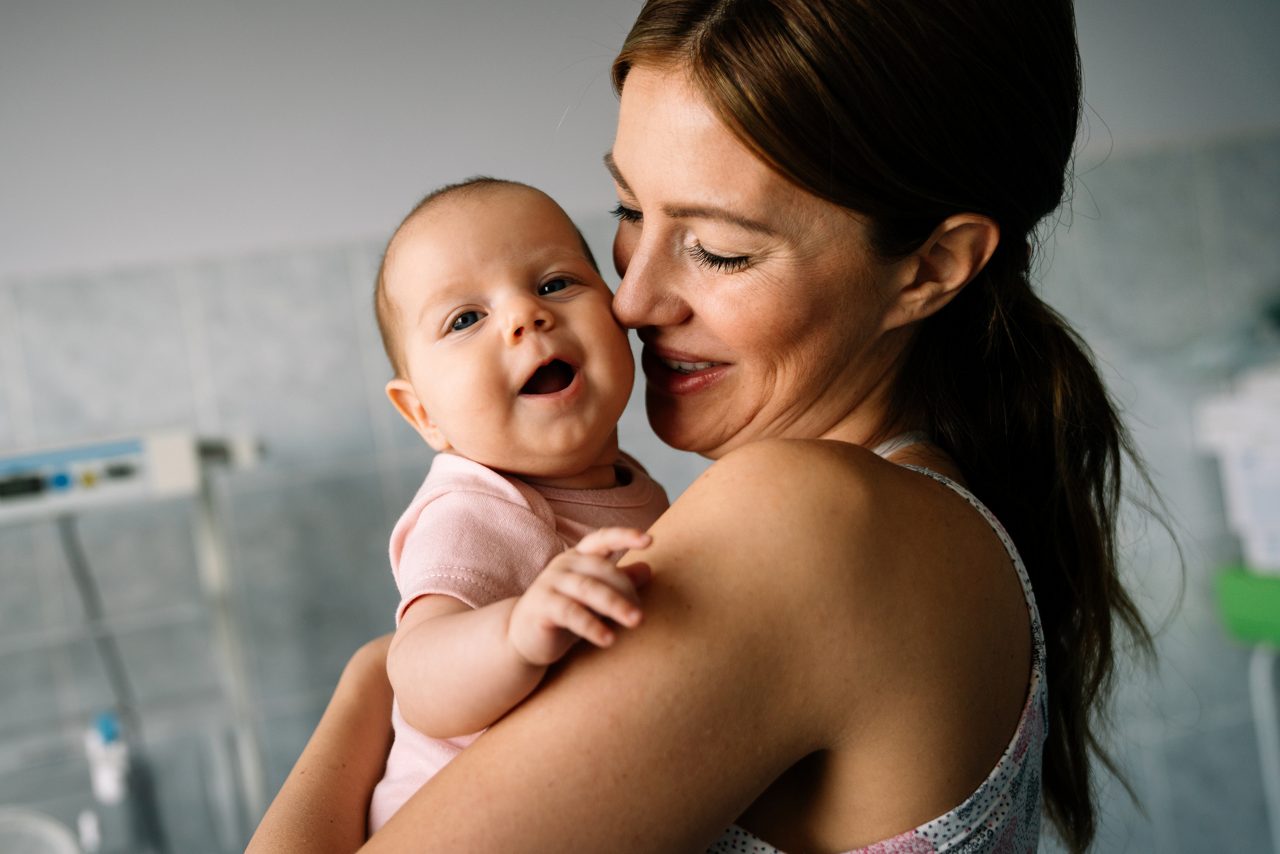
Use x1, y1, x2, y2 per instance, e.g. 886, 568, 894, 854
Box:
1217, 566, 1280, 647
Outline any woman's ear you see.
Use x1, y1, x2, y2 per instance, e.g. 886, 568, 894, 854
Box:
385, 379, 452, 452
881, 214, 1000, 331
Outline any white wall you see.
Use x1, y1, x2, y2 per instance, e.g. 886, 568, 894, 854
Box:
2, 0, 1278, 281
1074, 0, 1280, 160
0, 0, 638, 280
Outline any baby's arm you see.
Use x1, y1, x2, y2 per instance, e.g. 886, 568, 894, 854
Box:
388, 527, 652, 739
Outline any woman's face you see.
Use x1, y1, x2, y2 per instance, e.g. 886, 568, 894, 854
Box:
608, 64, 908, 458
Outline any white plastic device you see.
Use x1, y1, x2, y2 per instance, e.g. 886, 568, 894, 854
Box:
1196, 361, 1280, 572
0, 430, 267, 844
0, 807, 81, 854
0, 431, 259, 525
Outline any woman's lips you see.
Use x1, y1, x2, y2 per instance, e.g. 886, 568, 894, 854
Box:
641, 346, 731, 396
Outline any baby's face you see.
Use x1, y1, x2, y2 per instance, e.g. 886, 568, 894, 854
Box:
383, 185, 634, 479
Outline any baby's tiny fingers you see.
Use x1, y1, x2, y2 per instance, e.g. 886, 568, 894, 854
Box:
550, 593, 616, 647
574, 527, 652, 558
554, 572, 643, 628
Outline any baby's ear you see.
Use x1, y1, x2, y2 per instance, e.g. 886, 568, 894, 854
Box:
385, 379, 452, 452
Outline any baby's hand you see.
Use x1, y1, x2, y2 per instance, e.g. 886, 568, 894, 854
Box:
507, 527, 653, 667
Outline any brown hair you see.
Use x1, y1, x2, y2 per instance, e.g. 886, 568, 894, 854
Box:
374, 176, 599, 378
613, 1, 1155, 850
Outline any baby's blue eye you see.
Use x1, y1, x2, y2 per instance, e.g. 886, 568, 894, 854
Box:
537, 278, 570, 296
450, 311, 482, 332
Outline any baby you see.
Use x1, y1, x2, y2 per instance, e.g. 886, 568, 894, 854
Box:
367, 177, 669, 832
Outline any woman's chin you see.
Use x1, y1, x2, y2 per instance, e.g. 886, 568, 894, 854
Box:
646, 398, 736, 458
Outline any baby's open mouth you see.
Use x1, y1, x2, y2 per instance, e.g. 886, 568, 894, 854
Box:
520, 359, 577, 395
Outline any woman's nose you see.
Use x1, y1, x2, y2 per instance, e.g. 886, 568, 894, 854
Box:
504, 297, 554, 343
611, 236, 688, 329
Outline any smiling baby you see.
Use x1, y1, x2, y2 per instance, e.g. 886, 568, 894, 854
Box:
367, 177, 668, 831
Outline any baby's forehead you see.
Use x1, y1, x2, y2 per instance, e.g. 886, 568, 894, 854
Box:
395, 186, 572, 250
385, 194, 585, 296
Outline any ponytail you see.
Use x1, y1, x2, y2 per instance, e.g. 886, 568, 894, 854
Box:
887, 238, 1156, 851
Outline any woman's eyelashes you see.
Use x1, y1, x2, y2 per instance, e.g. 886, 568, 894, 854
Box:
612, 202, 751, 272
610, 202, 642, 224
687, 243, 750, 272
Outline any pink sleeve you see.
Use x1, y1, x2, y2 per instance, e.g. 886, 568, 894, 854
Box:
392, 490, 563, 622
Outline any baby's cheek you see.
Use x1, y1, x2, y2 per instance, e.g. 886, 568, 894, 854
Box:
440, 363, 504, 423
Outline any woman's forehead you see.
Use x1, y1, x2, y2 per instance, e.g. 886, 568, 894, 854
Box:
614, 66, 743, 173
610, 65, 840, 238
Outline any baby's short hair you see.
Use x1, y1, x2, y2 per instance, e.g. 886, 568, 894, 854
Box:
374, 176, 600, 378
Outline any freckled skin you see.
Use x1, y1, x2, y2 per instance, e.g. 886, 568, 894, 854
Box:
609, 66, 911, 459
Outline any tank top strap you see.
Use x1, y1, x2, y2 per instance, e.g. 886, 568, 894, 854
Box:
869, 430, 932, 459
710, 452, 1050, 854
867, 432, 1044, 659
895, 463, 1047, 666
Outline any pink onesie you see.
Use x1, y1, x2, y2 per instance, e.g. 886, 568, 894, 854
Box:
367, 451, 669, 833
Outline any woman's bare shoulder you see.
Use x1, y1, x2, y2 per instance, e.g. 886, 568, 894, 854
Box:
651, 437, 908, 583
632, 438, 936, 695
653, 436, 1025, 701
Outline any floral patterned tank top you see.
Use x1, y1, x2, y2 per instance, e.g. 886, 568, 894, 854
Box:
709, 435, 1048, 853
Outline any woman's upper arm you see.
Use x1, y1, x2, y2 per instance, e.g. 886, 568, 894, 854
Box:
362, 440, 879, 852
248, 634, 394, 854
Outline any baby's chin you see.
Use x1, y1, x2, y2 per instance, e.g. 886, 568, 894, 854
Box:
464, 438, 619, 481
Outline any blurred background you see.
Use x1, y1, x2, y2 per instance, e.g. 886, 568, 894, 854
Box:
1, 0, 1278, 851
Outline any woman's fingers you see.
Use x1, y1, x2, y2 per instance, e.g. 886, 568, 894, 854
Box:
574, 527, 652, 558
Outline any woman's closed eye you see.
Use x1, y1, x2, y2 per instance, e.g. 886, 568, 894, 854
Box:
612, 200, 749, 271
610, 202, 642, 224
449, 310, 485, 332
687, 243, 750, 272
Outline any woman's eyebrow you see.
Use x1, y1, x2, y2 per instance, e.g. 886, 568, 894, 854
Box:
603, 151, 633, 195
604, 150, 779, 238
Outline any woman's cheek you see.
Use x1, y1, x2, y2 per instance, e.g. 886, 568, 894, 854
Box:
707, 277, 805, 353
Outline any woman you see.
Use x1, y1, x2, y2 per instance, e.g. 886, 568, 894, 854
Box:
250, 0, 1150, 851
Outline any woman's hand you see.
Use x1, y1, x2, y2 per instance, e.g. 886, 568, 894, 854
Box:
507, 527, 652, 665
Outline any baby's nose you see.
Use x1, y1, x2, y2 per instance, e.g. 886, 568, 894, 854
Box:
506, 303, 554, 342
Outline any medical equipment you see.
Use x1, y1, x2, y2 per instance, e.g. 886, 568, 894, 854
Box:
1197, 360, 1280, 854
0, 432, 265, 851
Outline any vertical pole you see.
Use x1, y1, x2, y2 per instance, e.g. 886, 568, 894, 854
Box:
193, 474, 267, 842
1250, 646, 1280, 854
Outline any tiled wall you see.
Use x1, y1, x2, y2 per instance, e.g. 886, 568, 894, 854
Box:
0, 131, 1276, 852
1036, 131, 1280, 852
0, 243, 417, 852
0, 216, 705, 851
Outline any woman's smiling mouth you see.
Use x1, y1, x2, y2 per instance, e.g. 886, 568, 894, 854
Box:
661, 358, 721, 374
642, 346, 730, 395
